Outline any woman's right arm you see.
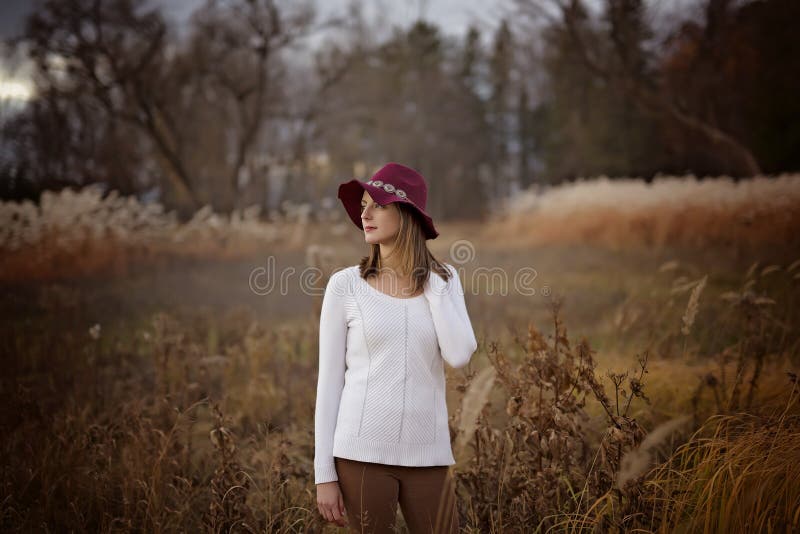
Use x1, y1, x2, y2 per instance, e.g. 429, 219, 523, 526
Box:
314, 270, 348, 485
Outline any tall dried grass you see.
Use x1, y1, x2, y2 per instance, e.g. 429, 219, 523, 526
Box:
0, 308, 324, 531
449, 258, 798, 532
645, 382, 800, 533
562, 378, 800, 533
484, 174, 800, 254
2, 244, 798, 531
0, 186, 343, 281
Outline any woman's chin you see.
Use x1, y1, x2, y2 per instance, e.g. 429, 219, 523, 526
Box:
364, 230, 396, 244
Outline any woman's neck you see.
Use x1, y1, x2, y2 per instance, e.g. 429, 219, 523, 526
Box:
378, 245, 404, 276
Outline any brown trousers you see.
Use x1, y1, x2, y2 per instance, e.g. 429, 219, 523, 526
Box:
334, 457, 459, 534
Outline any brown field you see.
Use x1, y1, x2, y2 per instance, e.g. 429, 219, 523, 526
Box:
2, 178, 799, 532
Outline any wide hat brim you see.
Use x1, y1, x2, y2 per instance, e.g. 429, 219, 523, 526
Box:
337, 179, 439, 240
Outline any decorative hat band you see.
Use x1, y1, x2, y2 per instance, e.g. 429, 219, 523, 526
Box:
366, 179, 408, 200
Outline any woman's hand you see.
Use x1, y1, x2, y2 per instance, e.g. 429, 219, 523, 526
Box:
316, 481, 348, 527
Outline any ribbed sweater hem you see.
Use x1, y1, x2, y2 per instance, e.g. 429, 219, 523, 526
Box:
332, 435, 456, 467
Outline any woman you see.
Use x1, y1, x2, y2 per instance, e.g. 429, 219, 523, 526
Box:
314, 162, 478, 533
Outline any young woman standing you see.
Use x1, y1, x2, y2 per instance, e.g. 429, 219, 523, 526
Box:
314, 162, 478, 533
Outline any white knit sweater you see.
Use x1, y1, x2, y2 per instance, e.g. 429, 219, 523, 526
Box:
313, 263, 478, 484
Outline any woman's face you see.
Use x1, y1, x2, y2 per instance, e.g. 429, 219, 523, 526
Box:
360, 190, 400, 245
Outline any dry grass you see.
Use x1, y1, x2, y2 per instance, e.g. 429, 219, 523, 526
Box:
445, 253, 799, 532
1, 308, 326, 532
553, 379, 800, 533
484, 174, 800, 254
2, 182, 800, 532
646, 386, 800, 533
2, 255, 797, 531
0, 186, 349, 282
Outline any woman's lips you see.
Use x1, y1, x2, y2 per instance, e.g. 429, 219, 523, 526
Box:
364, 226, 377, 232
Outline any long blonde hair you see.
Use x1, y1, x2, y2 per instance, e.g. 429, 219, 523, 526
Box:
358, 203, 450, 294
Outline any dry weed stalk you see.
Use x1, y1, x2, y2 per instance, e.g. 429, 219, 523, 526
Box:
454, 365, 497, 465
454, 300, 650, 531
203, 404, 257, 533
680, 274, 707, 337
691, 260, 792, 422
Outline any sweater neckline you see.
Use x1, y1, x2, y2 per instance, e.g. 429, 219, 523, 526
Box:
353, 268, 426, 302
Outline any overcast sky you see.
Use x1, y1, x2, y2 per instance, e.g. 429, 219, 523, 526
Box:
0, 0, 512, 102
0, 0, 696, 102
0, 0, 698, 45
0, 0, 510, 41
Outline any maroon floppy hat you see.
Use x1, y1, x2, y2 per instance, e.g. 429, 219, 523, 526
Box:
337, 162, 439, 240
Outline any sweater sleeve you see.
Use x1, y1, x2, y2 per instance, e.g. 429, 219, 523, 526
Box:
424, 263, 478, 369
313, 270, 348, 484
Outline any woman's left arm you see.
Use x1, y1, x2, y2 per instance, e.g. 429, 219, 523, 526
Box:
424, 263, 478, 369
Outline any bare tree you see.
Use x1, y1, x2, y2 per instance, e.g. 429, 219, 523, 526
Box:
18, 0, 203, 210
189, 0, 316, 211
14, 0, 325, 214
